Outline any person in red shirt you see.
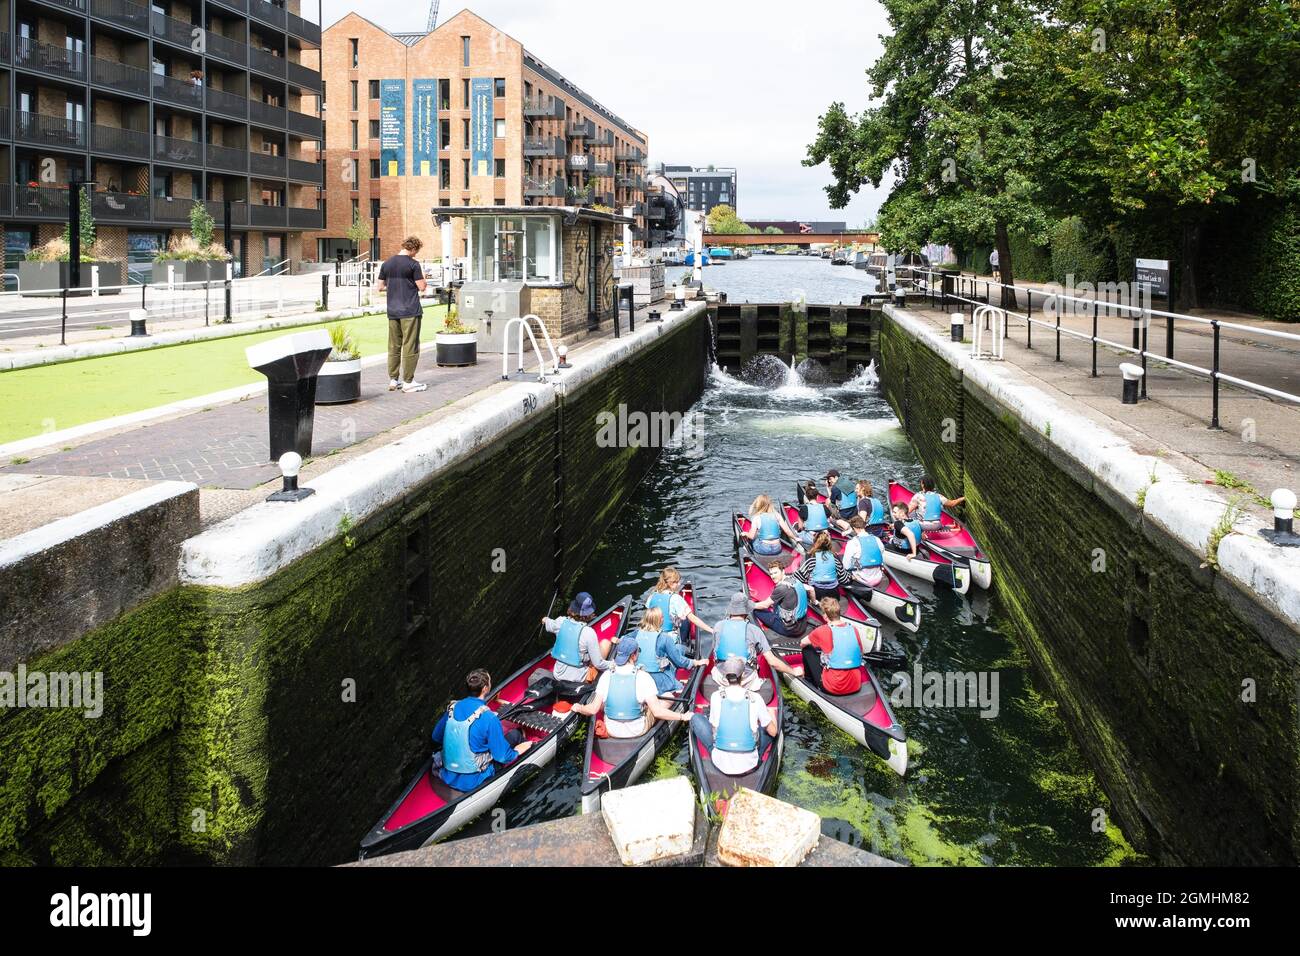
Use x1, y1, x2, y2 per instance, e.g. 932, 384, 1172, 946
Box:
799, 598, 872, 696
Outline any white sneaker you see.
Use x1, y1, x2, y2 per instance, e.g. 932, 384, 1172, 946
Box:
388, 379, 401, 391
402, 381, 428, 393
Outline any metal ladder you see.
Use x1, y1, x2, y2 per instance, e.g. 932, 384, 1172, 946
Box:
972, 305, 1005, 361
503, 314, 560, 382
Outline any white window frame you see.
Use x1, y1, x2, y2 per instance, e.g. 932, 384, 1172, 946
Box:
468, 215, 561, 283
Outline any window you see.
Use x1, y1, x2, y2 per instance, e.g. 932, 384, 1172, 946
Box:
349, 39, 358, 68
494, 78, 506, 98
461, 36, 470, 67
440, 159, 451, 189
462, 158, 470, 187
440, 119, 450, 150
351, 198, 359, 220
494, 158, 505, 178
438, 79, 450, 110
350, 81, 357, 110
494, 118, 505, 139
462, 118, 470, 148
469, 216, 558, 283
347, 158, 359, 184
350, 121, 358, 149
369, 119, 379, 139
368, 79, 379, 99
369, 158, 380, 178
370, 198, 380, 219
462, 79, 470, 108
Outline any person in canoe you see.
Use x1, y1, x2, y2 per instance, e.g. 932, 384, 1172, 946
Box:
888, 502, 924, 559
713, 592, 802, 691
571, 638, 693, 738
542, 592, 612, 684
431, 669, 534, 791
824, 469, 859, 524
909, 476, 966, 533
691, 658, 780, 777
854, 480, 888, 527
752, 561, 816, 638
841, 515, 886, 588
791, 481, 834, 549
631, 607, 708, 695
742, 494, 799, 558
799, 598, 877, 696
791, 531, 853, 601
646, 566, 716, 644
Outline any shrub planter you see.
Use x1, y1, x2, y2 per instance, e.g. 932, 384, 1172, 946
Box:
436, 332, 477, 367
155, 260, 230, 285
315, 359, 362, 404
18, 261, 124, 296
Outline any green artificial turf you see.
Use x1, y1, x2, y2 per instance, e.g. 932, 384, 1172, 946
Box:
0, 305, 447, 444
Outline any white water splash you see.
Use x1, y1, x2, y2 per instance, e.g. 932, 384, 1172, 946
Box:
773, 354, 817, 399
838, 361, 880, 393
749, 414, 904, 443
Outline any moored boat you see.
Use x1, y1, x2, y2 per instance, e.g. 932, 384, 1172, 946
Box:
889, 480, 992, 589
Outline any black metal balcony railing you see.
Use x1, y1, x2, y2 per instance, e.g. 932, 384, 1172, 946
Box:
0, 184, 10, 217
91, 56, 150, 96
154, 134, 204, 167
287, 206, 323, 230
250, 204, 287, 228
91, 190, 150, 223
204, 199, 249, 226
209, 0, 247, 14
91, 123, 150, 159
287, 109, 323, 139
153, 73, 204, 109
153, 196, 196, 222
597, 130, 614, 147
286, 59, 322, 93
287, 158, 322, 184
91, 0, 150, 31
523, 96, 565, 119
16, 112, 86, 150
16, 37, 86, 83
0, 108, 8, 139
524, 137, 564, 158
205, 87, 248, 120
152, 11, 199, 50
249, 46, 286, 79
14, 185, 72, 219
0, 32, 9, 65
591, 161, 614, 178
249, 152, 286, 178
39, 0, 87, 12
286, 11, 322, 46
249, 0, 287, 30
524, 176, 565, 198
205, 31, 247, 66
568, 119, 594, 139
250, 99, 287, 129
206, 142, 249, 173
566, 187, 594, 206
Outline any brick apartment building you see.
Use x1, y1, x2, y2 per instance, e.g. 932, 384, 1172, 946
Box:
308, 9, 649, 264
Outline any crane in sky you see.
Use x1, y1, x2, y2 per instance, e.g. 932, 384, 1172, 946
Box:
426, 0, 439, 32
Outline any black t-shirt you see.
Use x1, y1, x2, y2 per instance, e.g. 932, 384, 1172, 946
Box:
378, 254, 424, 319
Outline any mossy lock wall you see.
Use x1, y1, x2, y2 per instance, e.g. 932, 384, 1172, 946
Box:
1, 314, 709, 866
879, 313, 1299, 865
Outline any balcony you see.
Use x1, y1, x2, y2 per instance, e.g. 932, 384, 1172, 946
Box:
91, 190, 150, 223
0, 108, 8, 139
90, 123, 150, 159
249, 0, 287, 30
250, 100, 286, 128
205, 31, 247, 67
152, 12, 199, 50
250, 204, 287, 228
210, 0, 247, 14
249, 46, 287, 80
91, 0, 150, 31
249, 152, 286, 178
153, 73, 204, 110
205, 87, 248, 120
36, 0, 87, 12
0, 33, 9, 65
523, 96, 564, 119
287, 158, 322, 184
287, 109, 323, 139
16, 112, 85, 150
204, 200, 249, 226
153, 196, 197, 222
14, 185, 71, 219
206, 142, 249, 173
524, 137, 565, 158
288, 206, 323, 230
524, 176, 565, 199
616, 147, 644, 163
287, 59, 322, 93
568, 119, 594, 139
596, 129, 614, 147
15, 37, 86, 83
287, 11, 321, 45
591, 161, 614, 177
91, 57, 150, 96
566, 187, 595, 207
0, 185, 10, 217
154, 134, 204, 168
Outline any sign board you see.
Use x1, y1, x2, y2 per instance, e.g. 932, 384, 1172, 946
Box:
569, 154, 590, 171
470, 77, 495, 178
411, 79, 437, 177
379, 79, 405, 176
1134, 258, 1170, 298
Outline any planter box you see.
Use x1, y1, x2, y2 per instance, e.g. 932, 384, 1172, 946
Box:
436, 332, 477, 367
315, 359, 362, 404
154, 260, 232, 285
18, 260, 124, 296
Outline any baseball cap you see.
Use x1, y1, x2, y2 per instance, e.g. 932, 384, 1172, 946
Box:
826, 469, 841, 479
719, 658, 746, 682
614, 639, 639, 665
569, 592, 595, 616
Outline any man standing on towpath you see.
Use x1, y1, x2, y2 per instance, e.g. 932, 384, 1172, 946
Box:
377, 236, 429, 393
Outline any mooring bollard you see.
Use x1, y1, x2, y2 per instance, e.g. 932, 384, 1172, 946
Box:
950, 313, 964, 343
129, 307, 149, 337
1273, 489, 1296, 537
556, 344, 572, 370
1120, 362, 1144, 404
647, 309, 662, 323
246, 330, 332, 461
266, 452, 316, 503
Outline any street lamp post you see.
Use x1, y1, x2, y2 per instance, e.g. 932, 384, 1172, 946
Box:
223, 199, 247, 322
68, 173, 97, 291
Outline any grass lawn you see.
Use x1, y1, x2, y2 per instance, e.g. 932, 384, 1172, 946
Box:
0, 304, 447, 445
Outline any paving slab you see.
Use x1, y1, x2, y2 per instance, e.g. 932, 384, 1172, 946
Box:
0, 474, 159, 540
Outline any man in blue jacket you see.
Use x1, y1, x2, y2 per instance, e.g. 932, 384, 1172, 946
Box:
431, 669, 534, 792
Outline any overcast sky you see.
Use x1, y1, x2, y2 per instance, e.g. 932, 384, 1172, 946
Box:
318, 1, 893, 224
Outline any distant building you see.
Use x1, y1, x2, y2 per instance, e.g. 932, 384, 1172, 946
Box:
662, 165, 736, 215
743, 220, 849, 234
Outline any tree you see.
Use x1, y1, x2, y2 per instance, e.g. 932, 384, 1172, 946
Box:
190, 201, 216, 247
706, 204, 757, 235
61, 188, 97, 262
764, 226, 784, 235
807, 0, 1061, 310
346, 212, 372, 257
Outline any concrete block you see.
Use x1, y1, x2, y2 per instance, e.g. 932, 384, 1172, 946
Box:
716, 788, 821, 867
601, 776, 697, 866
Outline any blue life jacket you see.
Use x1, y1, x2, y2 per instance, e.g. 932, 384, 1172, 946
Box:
922, 491, 944, 522
604, 672, 643, 721
805, 502, 829, 531
903, 520, 924, 549
756, 513, 782, 541
716, 619, 752, 662
835, 481, 858, 511
825, 623, 863, 670
551, 618, 585, 668
635, 630, 663, 674
647, 591, 676, 633
854, 532, 884, 569
863, 498, 886, 525
811, 551, 839, 587
714, 693, 757, 753
442, 702, 493, 775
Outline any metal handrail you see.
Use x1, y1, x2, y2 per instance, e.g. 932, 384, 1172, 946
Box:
503, 314, 559, 382
252, 257, 290, 277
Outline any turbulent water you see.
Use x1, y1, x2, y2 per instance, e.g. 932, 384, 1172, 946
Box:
450, 256, 1141, 865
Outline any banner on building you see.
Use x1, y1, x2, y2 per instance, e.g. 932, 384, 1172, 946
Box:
380, 79, 406, 176
412, 79, 437, 177
470, 77, 495, 177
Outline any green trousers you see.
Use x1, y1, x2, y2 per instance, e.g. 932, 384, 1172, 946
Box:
387, 316, 422, 383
